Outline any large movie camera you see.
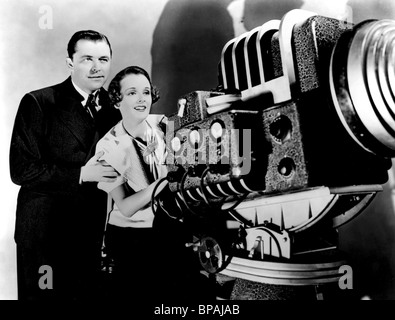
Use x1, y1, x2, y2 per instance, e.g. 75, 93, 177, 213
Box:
157, 9, 395, 291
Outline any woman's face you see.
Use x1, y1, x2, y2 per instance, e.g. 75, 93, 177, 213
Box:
117, 73, 152, 122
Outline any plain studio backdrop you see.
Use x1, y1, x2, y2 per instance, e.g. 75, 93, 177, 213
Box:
1, 0, 395, 300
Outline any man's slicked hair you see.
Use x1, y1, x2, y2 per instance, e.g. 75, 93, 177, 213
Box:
67, 30, 112, 59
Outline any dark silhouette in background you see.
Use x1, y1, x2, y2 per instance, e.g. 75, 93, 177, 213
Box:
151, 0, 306, 116
151, 0, 234, 115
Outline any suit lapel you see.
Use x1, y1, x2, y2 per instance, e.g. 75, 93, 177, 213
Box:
56, 78, 97, 151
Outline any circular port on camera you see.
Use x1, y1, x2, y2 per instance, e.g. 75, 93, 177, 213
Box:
278, 157, 295, 178
189, 129, 201, 147
270, 115, 292, 143
171, 136, 181, 152
210, 121, 224, 140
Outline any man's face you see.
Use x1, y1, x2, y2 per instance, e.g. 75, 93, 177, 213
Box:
67, 39, 111, 94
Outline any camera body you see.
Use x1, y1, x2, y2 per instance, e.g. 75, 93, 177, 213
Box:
162, 10, 395, 276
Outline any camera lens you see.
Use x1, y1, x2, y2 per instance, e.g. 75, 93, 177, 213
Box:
330, 19, 395, 157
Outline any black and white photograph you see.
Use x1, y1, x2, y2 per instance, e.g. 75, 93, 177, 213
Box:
1, 0, 395, 307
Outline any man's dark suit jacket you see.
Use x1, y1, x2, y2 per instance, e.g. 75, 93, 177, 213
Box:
9, 77, 121, 300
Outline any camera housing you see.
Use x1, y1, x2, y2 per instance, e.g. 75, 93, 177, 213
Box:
161, 10, 395, 280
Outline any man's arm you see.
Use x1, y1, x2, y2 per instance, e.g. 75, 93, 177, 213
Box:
9, 93, 116, 192
9, 93, 81, 190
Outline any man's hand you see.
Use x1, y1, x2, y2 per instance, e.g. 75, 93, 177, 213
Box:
80, 151, 119, 183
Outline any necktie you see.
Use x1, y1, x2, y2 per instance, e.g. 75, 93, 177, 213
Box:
85, 93, 98, 118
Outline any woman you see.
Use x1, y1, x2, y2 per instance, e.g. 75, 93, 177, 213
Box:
96, 66, 199, 301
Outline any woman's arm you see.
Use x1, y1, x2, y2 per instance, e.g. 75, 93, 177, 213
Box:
110, 178, 168, 218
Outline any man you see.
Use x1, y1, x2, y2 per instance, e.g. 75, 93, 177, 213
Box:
9, 30, 121, 300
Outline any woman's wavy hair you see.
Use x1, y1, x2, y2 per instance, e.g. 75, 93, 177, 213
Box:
108, 66, 160, 107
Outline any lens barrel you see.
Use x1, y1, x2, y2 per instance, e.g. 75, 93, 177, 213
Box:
330, 20, 395, 157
